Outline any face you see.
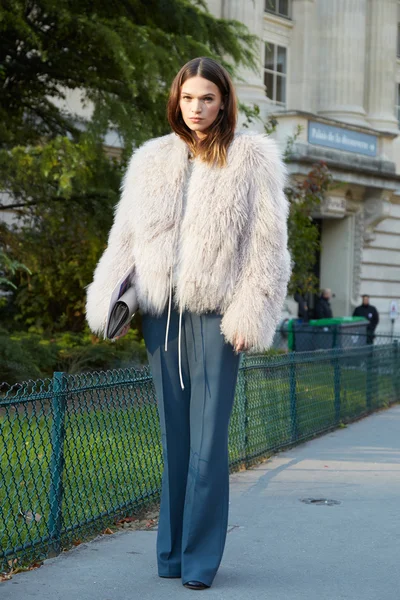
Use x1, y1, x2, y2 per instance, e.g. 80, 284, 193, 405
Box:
179, 76, 224, 139
363, 296, 369, 305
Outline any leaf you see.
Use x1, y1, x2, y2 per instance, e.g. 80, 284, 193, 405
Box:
17, 509, 41, 523
145, 520, 155, 528
18, 509, 33, 522
116, 516, 136, 525
103, 527, 114, 534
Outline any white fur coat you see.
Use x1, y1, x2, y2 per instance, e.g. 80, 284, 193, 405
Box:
86, 131, 291, 351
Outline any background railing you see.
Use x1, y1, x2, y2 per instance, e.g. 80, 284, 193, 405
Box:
1, 341, 399, 572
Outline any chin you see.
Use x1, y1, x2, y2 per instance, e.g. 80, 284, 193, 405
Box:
185, 122, 209, 134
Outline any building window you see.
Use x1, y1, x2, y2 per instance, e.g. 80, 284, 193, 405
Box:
265, 0, 292, 19
396, 84, 400, 128
264, 43, 287, 107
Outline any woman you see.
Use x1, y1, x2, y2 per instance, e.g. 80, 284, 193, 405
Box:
86, 57, 290, 590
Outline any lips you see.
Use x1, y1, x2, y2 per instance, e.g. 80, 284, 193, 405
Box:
190, 118, 203, 122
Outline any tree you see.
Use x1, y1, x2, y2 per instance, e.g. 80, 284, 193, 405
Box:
0, 0, 256, 153
1, 137, 121, 331
285, 162, 332, 296
0, 247, 30, 290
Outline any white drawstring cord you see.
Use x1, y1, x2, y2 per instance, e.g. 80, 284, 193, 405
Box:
178, 305, 184, 390
164, 267, 185, 390
165, 157, 193, 388
164, 267, 173, 351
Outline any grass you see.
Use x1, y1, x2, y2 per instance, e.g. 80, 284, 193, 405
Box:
0, 402, 163, 563
1, 350, 398, 571
240, 355, 396, 461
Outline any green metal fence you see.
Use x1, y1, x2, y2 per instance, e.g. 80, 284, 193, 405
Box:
1, 342, 399, 572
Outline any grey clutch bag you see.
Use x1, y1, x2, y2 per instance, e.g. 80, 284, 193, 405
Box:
106, 285, 138, 340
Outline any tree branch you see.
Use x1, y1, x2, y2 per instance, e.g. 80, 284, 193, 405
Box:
0, 192, 114, 211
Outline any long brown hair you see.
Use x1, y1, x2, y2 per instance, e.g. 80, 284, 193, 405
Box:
167, 57, 237, 167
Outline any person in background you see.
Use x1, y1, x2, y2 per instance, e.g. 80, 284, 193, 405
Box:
314, 288, 333, 320
294, 292, 309, 322
353, 294, 379, 344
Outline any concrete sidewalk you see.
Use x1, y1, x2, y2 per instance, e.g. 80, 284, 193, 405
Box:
3, 405, 400, 600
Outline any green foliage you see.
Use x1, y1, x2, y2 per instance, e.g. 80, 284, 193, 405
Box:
0, 247, 30, 290
286, 162, 333, 296
241, 103, 278, 136
1, 0, 256, 152
0, 136, 120, 331
0, 327, 147, 384
0, 136, 112, 210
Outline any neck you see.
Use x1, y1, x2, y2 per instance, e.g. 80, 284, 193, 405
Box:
194, 131, 207, 142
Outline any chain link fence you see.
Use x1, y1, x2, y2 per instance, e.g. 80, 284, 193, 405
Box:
1, 342, 399, 572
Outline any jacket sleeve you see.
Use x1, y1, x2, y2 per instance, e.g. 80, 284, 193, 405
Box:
372, 307, 379, 328
220, 136, 291, 352
85, 153, 137, 336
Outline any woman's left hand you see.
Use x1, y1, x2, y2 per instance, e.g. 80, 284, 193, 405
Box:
233, 335, 248, 353
114, 323, 131, 340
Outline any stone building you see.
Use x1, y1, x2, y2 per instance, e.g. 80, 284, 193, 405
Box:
207, 0, 400, 335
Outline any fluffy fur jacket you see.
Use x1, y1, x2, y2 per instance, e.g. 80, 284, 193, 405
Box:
86, 130, 291, 351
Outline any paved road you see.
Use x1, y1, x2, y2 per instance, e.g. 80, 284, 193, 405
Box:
3, 405, 400, 600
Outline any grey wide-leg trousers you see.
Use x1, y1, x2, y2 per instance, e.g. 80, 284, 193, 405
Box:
142, 308, 241, 587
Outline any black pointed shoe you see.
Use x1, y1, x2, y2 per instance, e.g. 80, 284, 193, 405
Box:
183, 581, 210, 590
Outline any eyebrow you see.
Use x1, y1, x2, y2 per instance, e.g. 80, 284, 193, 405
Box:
181, 92, 216, 97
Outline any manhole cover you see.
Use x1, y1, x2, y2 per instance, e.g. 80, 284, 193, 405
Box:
300, 498, 341, 506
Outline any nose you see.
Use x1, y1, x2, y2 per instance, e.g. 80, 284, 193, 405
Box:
191, 99, 202, 114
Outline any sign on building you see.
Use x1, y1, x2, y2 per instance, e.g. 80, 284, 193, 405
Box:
308, 121, 378, 157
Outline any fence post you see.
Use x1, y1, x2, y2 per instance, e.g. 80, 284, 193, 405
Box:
332, 325, 338, 349
333, 347, 341, 424
241, 355, 251, 468
394, 340, 400, 402
48, 372, 67, 557
289, 352, 298, 442
366, 344, 374, 412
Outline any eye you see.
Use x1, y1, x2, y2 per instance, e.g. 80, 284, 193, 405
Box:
204, 97, 213, 102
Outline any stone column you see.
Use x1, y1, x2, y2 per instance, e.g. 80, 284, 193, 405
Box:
366, 0, 398, 131
224, 0, 270, 127
317, 0, 369, 126
288, 0, 317, 113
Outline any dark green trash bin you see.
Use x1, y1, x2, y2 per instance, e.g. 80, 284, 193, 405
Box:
291, 317, 369, 351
